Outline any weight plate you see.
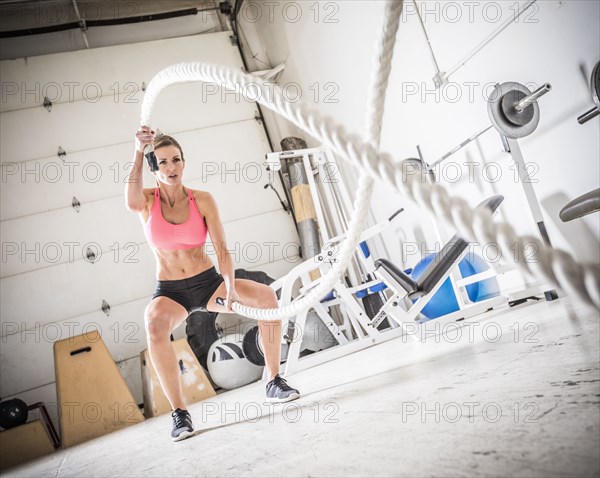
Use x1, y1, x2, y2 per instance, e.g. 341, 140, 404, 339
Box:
488, 82, 540, 139
500, 89, 535, 126
242, 325, 265, 366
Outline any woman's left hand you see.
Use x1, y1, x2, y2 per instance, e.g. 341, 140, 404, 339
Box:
225, 286, 242, 312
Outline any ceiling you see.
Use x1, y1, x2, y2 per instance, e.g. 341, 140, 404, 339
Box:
0, 0, 229, 60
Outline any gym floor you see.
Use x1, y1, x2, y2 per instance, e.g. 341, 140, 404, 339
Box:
4, 297, 598, 477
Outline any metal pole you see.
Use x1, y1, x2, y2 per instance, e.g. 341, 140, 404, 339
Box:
505, 137, 558, 301
72, 0, 90, 49
515, 83, 552, 112
427, 125, 493, 169
413, 0, 444, 83
577, 106, 600, 124
444, 0, 537, 81
506, 138, 550, 243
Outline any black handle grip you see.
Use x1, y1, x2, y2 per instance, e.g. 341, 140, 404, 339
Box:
145, 150, 158, 172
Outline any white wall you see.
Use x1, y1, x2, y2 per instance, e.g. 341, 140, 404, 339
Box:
0, 31, 300, 429
238, 0, 600, 269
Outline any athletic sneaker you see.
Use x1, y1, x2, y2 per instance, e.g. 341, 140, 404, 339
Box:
171, 408, 194, 442
266, 375, 300, 403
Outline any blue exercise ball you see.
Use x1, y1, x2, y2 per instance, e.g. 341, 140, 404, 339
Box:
410, 252, 499, 320
465, 253, 501, 301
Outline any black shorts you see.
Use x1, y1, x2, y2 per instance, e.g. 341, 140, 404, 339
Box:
151, 266, 225, 314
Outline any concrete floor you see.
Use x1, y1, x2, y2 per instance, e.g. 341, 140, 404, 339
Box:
4, 297, 599, 477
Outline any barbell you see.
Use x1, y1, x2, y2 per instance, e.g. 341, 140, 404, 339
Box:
488, 81, 552, 139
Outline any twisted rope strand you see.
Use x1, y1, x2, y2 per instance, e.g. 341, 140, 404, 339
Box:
236, 0, 403, 319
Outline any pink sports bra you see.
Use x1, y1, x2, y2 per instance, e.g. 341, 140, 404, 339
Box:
144, 188, 208, 250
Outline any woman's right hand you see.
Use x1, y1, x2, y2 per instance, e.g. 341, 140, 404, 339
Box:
135, 126, 155, 153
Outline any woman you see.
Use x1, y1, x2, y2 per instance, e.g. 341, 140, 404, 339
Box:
125, 126, 300, 442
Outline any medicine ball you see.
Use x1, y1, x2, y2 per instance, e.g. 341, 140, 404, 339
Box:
207, 334, 263, 390
242, 325, 290, 366
0, 398, 28, 429
186, 310, 219, 371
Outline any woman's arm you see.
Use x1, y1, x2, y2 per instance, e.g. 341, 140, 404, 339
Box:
201, 192, 235, 288
125, 126, 154, 213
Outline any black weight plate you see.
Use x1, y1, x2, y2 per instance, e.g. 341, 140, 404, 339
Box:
500, 89, 535, 126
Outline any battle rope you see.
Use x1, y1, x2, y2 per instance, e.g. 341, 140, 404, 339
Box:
140, 0, 599, 315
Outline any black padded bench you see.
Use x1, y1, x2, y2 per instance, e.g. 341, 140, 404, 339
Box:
375, 195, 504, 300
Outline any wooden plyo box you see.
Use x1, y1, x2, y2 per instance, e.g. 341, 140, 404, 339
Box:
54, 330, 144, 448
0, 420, 55, 471
140, 338, 216, 418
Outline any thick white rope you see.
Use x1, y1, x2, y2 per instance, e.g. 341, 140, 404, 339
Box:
237, 0, 403, 319
141, 3, 599, 312
141, 0, 404, 320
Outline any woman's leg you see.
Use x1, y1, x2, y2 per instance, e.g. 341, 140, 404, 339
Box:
207, 279, 281, 380
144, 297, 190, 410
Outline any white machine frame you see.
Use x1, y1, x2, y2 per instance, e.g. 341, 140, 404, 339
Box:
266, 147, 509, 376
